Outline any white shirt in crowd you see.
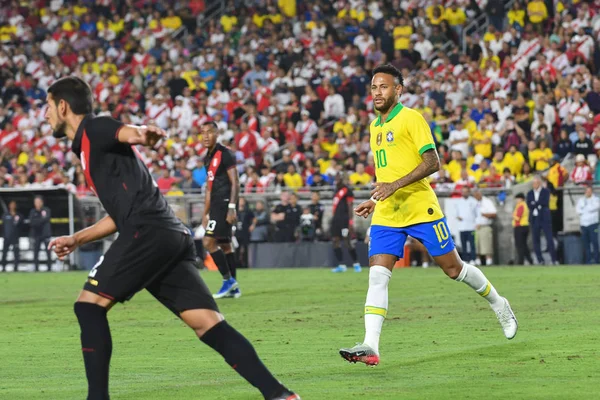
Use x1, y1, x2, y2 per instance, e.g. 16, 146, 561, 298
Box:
455, 195, 478, 232
323, 93, 345, 119
576, 194, 600, 227
448, 128, 469, 157
475, 196, 497, 226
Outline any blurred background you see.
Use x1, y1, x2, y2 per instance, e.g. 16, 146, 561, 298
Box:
0, 0, 599, 271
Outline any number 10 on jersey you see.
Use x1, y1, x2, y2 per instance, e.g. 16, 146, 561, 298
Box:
432, 221, 449, 243
375, 149, 387, 168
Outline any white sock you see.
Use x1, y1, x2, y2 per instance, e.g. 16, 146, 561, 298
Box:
456, 262, 503, 311
363, 265, 392, 354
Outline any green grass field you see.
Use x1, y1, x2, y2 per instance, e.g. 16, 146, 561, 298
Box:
1, 266, 599, 400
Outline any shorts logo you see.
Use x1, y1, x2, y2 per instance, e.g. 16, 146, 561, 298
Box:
89, 255, 104, 278
376, 132, 382, 146
386, 131, 394, 142
441, 241, 449, 249
88, 278, 98, 286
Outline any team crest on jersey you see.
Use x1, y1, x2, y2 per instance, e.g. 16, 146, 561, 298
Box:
386, 131, 394, 142
376, 132, 382, 146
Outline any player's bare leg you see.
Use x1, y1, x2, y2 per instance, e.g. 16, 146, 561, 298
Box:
181, 309, 299, 399
339, 254, 395, 366
434, 249, 518, 339
203, 236, 238, 298
221, 242, 241, 298
73, 290, 116, 400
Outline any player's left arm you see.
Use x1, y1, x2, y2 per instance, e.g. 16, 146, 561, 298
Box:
226, 166, 239, 224
223, 150, 239, 224
371, 113, 440, 201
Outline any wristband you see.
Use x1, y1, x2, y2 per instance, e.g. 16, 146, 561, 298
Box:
228, 203, 236, 210
349, 219, 354, 227
370, 196, 378, 203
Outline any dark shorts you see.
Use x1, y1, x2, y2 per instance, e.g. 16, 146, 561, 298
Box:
204, 201, 232, 243
84, 226, 218, 315
330, 217, 350, 238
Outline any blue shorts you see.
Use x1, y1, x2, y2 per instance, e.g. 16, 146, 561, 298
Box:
368, 217, 455, 259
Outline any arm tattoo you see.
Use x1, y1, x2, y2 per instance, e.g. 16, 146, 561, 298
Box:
421, 150, 440, 175
392, 149, 440, 190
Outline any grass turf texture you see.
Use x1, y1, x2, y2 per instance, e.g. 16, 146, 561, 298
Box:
0, 266, 598, 400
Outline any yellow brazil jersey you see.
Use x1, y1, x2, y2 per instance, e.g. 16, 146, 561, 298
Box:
370, 103, 444, 227
508, 9, 525, 27
471, 129, 492, 158
444, 8, 466, 26
278, 0, 296, 17
447, 160, 462, 182
503, 151, 525, 176
393, 25, 412, 50
220, 15, 238, 32
529, 148, 552, 171
527, 1, 547, 24
283, 172, 303, 189
492, 159, 507, 174
464, 119, 477, 136
349, 172, 372, 186
333, 121, 354, 137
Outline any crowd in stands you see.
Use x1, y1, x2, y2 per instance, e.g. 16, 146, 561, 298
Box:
1, 0, 600, 200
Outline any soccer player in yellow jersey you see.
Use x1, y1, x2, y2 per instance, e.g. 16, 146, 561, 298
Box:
339, 65, 518, 367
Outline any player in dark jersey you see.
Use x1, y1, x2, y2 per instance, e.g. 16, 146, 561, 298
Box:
201, 121, 241, 299
330, 174, 362, 273
45, 77, 299, 400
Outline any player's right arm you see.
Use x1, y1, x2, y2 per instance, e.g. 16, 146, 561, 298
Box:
48, 215, 117, 260
118, 124, 167, 148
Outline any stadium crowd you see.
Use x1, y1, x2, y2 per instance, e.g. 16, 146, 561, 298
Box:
1, 0, 600, 202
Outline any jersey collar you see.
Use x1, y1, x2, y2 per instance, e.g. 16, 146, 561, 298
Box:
374, 102, 404, 127
71, 114, 94, 155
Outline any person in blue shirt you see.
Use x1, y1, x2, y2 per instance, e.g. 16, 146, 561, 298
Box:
200, 63, 217, 93
80, 14, 96, 35
192, 158, 207, 187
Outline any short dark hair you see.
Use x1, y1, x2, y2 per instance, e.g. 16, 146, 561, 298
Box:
47, 76, 93, 115
515, 193, 525, 200
201, 121, 219, 130
372, 64, 404, 86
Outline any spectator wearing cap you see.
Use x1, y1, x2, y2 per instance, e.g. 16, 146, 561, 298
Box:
527, 175, 558, 265
576, 185, 600, 264
512, 193, 533, 265
571, 154, 593, 185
